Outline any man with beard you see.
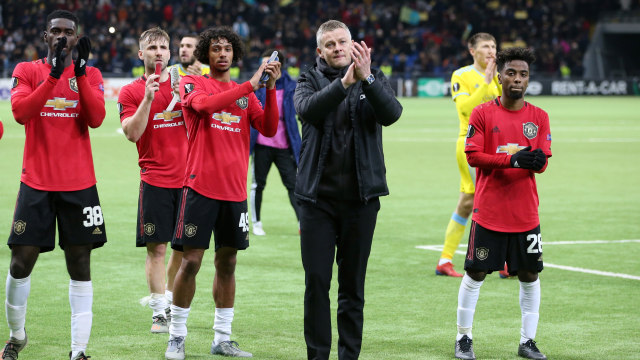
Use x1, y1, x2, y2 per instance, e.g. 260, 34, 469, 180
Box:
454, 47, 551, 360
169, 34, 210, 76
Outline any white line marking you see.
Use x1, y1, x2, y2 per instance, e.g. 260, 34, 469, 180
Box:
416, 239, 640, 281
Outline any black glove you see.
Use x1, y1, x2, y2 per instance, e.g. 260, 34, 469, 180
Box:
510, 146, 537, 169
531, 148, 547, 171
75, 36, 91, 77
49, 37, 67, 79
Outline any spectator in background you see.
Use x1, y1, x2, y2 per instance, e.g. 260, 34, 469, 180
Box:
249, 49, 301, 236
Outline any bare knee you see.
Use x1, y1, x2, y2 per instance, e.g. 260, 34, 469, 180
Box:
65, 245, 92, 281
466, 270, 486, 282
147, 242, 167, 260
214, 248, 237, 277
9, 246, 40, 279
518, 271, 539, 283
180, 251, 204, 277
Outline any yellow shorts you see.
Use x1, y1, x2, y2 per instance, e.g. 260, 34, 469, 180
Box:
456, 136, 475, 194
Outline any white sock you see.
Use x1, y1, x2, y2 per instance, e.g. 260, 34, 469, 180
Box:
165, 290, 173, 305
213, 307, 234, 345
149, 293, 168, 318
5, 273, 30, 341
69, 280, 93, 357
520, 279, 541, 344
169, 305, 190, 338
456, 274, 483, 340
438, 258, 452, 266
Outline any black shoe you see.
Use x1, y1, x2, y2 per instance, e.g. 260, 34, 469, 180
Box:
455, 335, 476, 360
518, 339, 547, 360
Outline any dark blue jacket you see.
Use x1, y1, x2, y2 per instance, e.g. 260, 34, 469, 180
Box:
250, 72, 301, 165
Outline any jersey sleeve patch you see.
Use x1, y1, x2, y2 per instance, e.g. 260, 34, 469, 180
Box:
466, 124, 476, 138
11, 77, 18, 89
452, 82, 460, 92
184, 83, 194, 94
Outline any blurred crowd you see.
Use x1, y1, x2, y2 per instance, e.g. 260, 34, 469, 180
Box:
0, 0, 637, 79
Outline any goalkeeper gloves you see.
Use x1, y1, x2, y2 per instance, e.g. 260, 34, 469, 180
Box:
75, 36, 91, 77
49, 37, 67, 79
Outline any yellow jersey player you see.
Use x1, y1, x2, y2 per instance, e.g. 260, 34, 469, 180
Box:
169, 34, 210, 76
436, 32, 502, 277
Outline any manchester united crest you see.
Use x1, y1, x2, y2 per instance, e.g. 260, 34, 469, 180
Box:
476, 247, 489, 261
236, 96, 248, 110
144, 223, 156, 236
69, 77, 79, 93
523, 122, 538, 139
185, 223, 197, 238
13, 220, 26, 235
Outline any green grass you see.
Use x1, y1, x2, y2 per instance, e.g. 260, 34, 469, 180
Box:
0, 96, 639, 359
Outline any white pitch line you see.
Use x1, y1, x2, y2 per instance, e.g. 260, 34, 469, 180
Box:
416, 239, 640, 281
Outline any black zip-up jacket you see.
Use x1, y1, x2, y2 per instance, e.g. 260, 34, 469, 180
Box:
293, 58, 403, 203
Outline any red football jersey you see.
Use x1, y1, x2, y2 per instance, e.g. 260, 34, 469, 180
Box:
118, 76, 187, 188
180, 75, 278, 201
465, 98, 552, 232
11, 59, 105, 191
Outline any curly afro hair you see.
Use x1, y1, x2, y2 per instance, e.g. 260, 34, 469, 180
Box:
194, 26, 245, 65
496, 47, 536, 72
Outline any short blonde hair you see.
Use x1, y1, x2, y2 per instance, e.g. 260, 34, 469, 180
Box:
316, 20, 351, 48
139, 27, 170, 50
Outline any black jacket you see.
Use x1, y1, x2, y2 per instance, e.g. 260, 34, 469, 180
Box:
293, 59, 403, 203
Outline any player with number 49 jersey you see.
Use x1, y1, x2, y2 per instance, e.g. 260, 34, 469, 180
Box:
180, 74, 277, 201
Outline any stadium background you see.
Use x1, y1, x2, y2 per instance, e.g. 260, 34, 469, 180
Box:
0, 1, 639, 359
1, 0, 640, 98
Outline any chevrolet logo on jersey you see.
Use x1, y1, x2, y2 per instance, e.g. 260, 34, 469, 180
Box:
496, 143, 527, 155
213, 112, 241, 125
45, 98, 78, 110
153, 110, 182, 121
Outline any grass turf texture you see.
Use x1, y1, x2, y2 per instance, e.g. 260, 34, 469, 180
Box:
0, 96, 638, 359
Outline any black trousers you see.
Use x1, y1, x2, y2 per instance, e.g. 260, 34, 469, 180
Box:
300, 197, 380, 360
250, 144, 300, 222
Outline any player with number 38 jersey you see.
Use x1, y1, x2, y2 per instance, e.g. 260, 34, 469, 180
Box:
3, 10, 104, 360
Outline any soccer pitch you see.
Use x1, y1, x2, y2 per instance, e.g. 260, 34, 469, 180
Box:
0, 96, 638, 359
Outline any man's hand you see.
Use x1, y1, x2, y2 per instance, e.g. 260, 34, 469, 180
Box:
341, 63, 357, 89
264, 60, 281, 89
249, 60, 281, 90
351, 40, 372, 81
510, 146, 537, 169
484, 56, 497, 85
144, 74, 160, 102
74, 36, 91, 77
50, 37, 67, 79
186, 61, 203, 75
531, 148, 547, 171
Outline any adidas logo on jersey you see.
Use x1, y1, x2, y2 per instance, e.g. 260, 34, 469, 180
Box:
92, 227, 103, 235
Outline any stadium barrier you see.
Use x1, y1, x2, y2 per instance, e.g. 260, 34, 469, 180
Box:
0, 77, 638, 101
